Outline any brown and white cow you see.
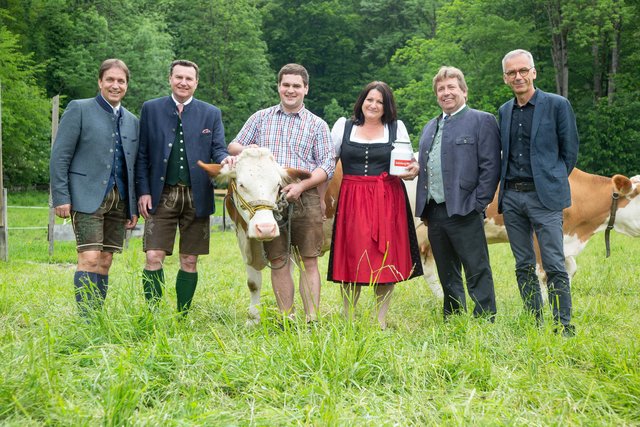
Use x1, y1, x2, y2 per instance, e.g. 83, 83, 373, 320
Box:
406, 168, 640, 293
198, 147, 312, 324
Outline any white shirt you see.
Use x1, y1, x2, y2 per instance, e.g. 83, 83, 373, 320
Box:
442, 103, 467, 119
330, 117, 411, 157
171, 95, 193, 107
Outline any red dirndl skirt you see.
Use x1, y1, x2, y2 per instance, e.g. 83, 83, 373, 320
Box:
328, 173, 418, 285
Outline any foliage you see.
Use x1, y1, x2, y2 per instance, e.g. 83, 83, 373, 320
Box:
323, 98, 350, 128
0, 23, 51, 186
1, 0, 639, 185
577, 95, 640, 177
168, 0, 275, 139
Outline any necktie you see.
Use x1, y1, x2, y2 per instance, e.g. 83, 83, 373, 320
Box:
177, 103, 184, 118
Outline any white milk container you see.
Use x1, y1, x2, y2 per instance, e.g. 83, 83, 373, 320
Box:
389, 138, 413, 175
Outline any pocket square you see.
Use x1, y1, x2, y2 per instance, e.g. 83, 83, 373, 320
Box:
202, 128, 212, 134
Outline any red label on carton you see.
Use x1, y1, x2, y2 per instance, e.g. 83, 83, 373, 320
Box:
394, 159, 412, 167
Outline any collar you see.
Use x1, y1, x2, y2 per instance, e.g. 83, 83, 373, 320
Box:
442, 103, 467, 119
171, 95, 193, 106
96, 94, 121, 115
277, 103, 305, 116
513, 88, 539, 108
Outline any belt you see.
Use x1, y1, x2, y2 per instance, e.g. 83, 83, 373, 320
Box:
506, 181, 536, 192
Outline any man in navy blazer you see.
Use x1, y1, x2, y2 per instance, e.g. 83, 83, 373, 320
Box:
135, 60, 232, 315
50, 59, 139, 314
498, 49, 579, 336
415, 66, 501, 320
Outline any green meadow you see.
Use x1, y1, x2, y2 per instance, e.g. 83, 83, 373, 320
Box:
1, 191, 639, 426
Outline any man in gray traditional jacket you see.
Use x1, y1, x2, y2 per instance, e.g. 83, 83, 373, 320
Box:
50, 59, 139, 314
415, 66, 501, 321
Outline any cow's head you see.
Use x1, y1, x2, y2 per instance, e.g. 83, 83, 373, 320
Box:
612, 174, 640, 237
198, 147, 311, 241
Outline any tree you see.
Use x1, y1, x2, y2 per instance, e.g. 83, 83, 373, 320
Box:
168, 0, 274, 137
260, 0, 365, 115
0, 24, 51, 186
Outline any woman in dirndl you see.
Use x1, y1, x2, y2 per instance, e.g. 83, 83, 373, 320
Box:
327, 81, 423, 329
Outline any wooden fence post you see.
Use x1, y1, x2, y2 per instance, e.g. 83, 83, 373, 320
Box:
48, 95, 60, 257
0, 80, 8, 261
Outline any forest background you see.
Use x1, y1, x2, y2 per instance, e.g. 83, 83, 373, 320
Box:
0, 0, 638, 187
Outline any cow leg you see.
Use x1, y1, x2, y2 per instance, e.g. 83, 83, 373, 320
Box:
422, 251, 444, 298
234, 227, 268, 326
565, 255, 577, 279
416, 223, 444, 298
246, 266, 262, 326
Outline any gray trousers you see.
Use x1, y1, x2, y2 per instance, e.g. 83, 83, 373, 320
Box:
502, 189, 572, 326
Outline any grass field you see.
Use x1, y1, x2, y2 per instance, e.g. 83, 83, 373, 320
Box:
1, 191, 639, 425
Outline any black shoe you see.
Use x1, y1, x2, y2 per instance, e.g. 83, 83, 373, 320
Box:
554, 324, 575, 338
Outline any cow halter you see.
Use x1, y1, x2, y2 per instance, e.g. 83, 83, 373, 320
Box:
604, 191, 620, 258
228, 179, 278, 222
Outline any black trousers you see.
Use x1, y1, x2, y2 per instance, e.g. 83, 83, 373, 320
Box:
424, 200, 496, 318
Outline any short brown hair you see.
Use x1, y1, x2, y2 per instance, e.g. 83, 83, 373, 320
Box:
277, 63, 309, 86
352, 81, 397, 126
99, 59, 130, 83
432, 66, 468, 94
170, 60, 199, 80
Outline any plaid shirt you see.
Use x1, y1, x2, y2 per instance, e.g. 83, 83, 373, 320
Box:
232, 104, 335, 179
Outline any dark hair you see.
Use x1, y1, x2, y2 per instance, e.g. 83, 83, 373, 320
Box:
170, 60, 199, 80
352, 81, 397, 126
99, 59, 129, 83
277, 63, 309, 86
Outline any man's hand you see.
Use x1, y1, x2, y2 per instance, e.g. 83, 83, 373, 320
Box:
125, 215, 138, 230
138, 195, 153, 219
220, 155, 238, 168
398, 159, 419, 180
282, 182, 305, 201
54, 204, 71, 218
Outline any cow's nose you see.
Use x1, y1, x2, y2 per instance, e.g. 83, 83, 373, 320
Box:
255, 222, 278, 239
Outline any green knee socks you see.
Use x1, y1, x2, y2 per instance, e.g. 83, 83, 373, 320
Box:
175, 270, 198, 315
143, 269, 164, 306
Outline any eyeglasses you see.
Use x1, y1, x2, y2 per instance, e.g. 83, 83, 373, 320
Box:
504, 67, 534, 78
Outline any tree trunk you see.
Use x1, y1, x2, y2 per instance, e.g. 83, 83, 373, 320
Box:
545, 0, 570, 98
607, 11, 621, 104
592, 42, 602, 100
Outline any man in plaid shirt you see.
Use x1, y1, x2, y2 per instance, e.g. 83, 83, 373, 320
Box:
228, 63, 335, 323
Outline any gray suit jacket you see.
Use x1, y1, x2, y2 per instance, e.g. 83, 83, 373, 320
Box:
50, 97, 139, 217
415, 107, 501, 218
497, 89, 579, 212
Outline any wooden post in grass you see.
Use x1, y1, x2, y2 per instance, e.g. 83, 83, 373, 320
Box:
0, 80, 8, 261
48, 95, 60, 257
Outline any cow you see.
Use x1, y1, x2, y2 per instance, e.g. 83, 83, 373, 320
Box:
198, 147, 312, 324
406, 168, 640, 294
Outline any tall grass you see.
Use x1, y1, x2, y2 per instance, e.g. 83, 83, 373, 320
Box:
1, 192, 639, 425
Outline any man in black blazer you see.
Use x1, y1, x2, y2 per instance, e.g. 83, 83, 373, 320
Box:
498, 49, 579, 336
135, 60, 233, 315
415, 66, 501, 320
51, 58, 139, 314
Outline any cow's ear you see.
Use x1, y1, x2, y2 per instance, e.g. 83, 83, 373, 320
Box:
283, 168, 312, 182
197, 161, 223, 177
197, 161, 235, 183
613, 174, 633, 195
